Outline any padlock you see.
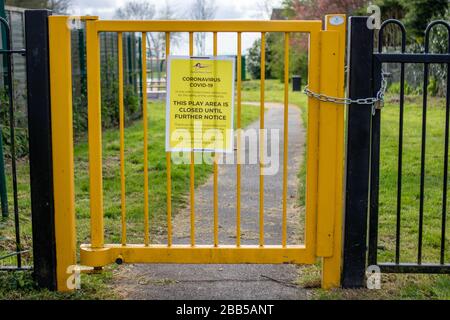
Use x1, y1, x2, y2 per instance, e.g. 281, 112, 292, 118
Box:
375, 100, 384, 110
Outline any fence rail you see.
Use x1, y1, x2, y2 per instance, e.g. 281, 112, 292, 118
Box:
0, 15, 27, 272
343, 17, 450, 288
368, 19, 450, 274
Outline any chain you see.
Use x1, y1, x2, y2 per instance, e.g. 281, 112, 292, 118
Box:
303, 71, 389, 114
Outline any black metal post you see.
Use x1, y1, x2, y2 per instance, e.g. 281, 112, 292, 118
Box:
342, 17, 374, 288
25, 10, 57, 290
78, 28, 86, 89
368, 57, 382, 267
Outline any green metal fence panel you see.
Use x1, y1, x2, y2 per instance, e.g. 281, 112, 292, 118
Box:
0, 0, 8, 218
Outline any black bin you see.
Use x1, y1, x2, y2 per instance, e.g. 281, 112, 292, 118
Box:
292, 75, 302, 92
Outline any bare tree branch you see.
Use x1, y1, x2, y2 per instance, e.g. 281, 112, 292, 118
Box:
190, 0, 217, 55
114, 0, 182, 83
114, 0, 156, 20
6, 0, 71, 13
47, 0, 71, 13
256, 0, 276, 20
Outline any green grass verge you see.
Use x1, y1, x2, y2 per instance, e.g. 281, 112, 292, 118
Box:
377, 96, 450, 264
245, 81, 449, 300
295, 93, 450, 300
0, 268, 117, 300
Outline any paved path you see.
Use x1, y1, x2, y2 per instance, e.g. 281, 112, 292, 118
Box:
113, 102, 308, 300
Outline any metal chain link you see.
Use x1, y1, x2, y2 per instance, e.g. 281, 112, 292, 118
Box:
303, 71, 389, 112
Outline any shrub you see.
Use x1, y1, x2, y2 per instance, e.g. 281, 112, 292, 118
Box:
388, 81, 417, 96
0, 86, 29, 159
72, 56, 141, 136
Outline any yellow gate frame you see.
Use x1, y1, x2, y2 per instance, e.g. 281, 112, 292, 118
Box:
48, 15, 346, 292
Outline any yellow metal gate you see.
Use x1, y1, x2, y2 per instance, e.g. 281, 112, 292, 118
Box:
47, 15, 346, 291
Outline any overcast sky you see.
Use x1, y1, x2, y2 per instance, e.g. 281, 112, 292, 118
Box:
68, 0, 283, 54
69, 0, 282, 20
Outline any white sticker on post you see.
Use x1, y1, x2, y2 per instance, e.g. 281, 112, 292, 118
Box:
329, 16, 345, 26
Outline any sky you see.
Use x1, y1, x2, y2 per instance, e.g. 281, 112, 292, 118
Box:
68, 0, 283, 54
69, 0, 281, 20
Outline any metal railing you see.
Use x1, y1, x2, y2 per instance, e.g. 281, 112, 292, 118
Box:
368, 19, 450, 274
0, 16, 31, 272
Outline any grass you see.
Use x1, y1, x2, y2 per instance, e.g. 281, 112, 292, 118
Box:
0, 99, 261, 300
242, 79, 307, 110
1, 80, 449, 300
377, 96, 450, 264
245, 81, 449, 299
309, 273, 450, 300
239, 79, 446, 300
0, 267, 117, 300
295, 93, 450, 300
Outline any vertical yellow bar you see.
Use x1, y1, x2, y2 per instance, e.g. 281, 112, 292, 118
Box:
321, 15, 346, 289
48, 16, 76, 292
260, 32, 266, 247
142, 33, 150, 246
236, 32, 242, 247
213, 32, 219, 247
118, 32, 127, 246
189, 32, 194, 56
305, 28, 321, 261
166, 32, 173, 247
86, 18, 104, 249
316, 31, 338, 257
282, 32, 290, 247
189, 32, 196, 247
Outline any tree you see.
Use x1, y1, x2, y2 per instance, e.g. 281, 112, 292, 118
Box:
115, 0, 180, 81
283, 0, 368, 51
190, 0, 217, 55
149, 1, 182, 80
6, 0, 71, 13
283, 0, 369, 20
114, 1, 157, 59
6, 0, 46, 8
114, 1, 181, 55
156, 0, 181, 49
253, 0, 369, 84
115, 0, 156, 20
373, 0, 407, 21
46, 0, 71, 12
257, 0, 278, 19
247, 38, 274, 80
402, 0, 448, 40
247, 39, 262, 80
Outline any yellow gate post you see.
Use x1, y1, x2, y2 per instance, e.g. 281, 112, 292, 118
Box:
48, 16, 76, 292
317, 15, 347, 289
